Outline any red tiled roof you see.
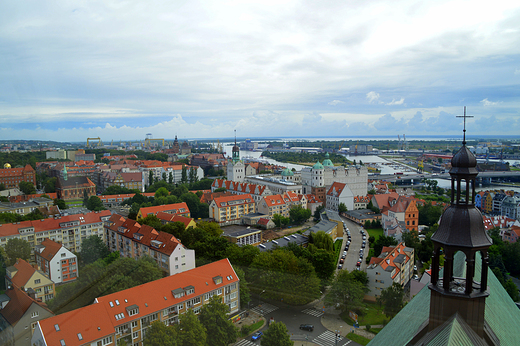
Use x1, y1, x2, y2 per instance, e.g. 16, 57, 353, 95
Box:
155, 212, 195, 228
263, 194, 286, 207
213, 194, 254, 208
10, 259, 37, 288
0, 210, 111, 237
326, 182, 346, 197
38, 239, 63, 262
38, 259, 238, 346
139, 202, 190, 217
2, 285, 52, 326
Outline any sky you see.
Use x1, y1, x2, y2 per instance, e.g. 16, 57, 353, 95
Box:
1, 0, 520, 142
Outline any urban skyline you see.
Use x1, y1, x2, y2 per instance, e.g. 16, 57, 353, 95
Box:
1, 1, 520, 141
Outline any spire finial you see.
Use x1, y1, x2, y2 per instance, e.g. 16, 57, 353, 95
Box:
456, 106, 473, 145
234, 129, 236, 146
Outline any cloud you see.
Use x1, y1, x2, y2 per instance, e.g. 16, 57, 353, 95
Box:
328, 100, 344, 106
515, 68, 520, 75
366, 91, 380, 103
386, 98, 405, 106
480, 98, 499, 106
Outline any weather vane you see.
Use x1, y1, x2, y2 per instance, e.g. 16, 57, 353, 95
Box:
456, 106, 473, 145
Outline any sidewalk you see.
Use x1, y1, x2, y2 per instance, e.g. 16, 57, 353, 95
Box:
320, 313, 376, 340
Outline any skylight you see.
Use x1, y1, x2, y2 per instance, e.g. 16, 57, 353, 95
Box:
54, 324, 60, 331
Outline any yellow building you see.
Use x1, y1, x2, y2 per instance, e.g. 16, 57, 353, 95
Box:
209, 194, 255, 226
6, 259, 56, 302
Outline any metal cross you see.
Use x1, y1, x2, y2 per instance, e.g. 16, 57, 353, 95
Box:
456, 106, 473, 144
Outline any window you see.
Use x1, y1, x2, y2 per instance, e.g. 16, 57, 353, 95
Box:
133, 332, 139, 339
217, 288, 222, 295
34, 279, 41, 284
128, 308, 139, 316
31, 311, 39, 318
61, 253, 66, 257
131, 321, 138, 328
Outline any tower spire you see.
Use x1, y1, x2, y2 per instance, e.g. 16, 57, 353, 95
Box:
456, 106, 473, 145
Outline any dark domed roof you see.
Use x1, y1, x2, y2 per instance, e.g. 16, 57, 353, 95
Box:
450, 145, 478, 178
431, 205, 492, 249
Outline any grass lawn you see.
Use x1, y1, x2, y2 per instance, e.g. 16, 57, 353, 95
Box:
341, 301, 388, 326
240, 320, 265, 337
346, 332, 371, 346
371, 327, 383, 334
334, 239, 342, 263
366, 228, 383, 240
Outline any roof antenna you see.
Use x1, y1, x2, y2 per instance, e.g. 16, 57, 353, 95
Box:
456, 106, 473, 145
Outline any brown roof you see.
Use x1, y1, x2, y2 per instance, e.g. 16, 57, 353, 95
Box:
38, 239, 63, 262
155, 212, 195, 228
10, 259, 36, 288
139, 202, 190, 217
213, 194, 254, 208
1, 285, 52, 326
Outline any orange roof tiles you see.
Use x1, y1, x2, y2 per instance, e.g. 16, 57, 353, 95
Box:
139, 202, 190, 217
38, 239, 63, 262
326, 182, 346, 197
263, 194, 286, 207
10, 259, 37, 288
38, 259, 238, 346
3, 285, 52, 326
213, 194, 254, 208
155, 212, 195, 228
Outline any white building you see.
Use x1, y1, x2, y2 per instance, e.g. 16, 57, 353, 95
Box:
326, 182, 354, 211
35, 238, 78, 284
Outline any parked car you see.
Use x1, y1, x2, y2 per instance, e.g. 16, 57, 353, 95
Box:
356, 261, 361, 266
340, 258, 344, 264
300, 324, 314, 332
361, 244, 366, 248
343, 251, 347, 256
341, 254, 346, 259
251, 331, 263, 341
414, 265, 418, 271
338, 264, 343, 269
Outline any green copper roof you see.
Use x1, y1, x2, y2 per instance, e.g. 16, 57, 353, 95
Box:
313, 161, 324, 169
368, 251, 520, 346
281, 168, 294, 176
322, 153, 334, 167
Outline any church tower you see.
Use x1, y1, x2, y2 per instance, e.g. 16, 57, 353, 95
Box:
232, 130, 240, 164
428, 107, 493, 338
227, 130, 245, 182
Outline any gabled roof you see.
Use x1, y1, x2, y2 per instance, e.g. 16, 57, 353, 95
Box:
326, 182, 347, 197
1, 285, 52, 326
263, 194, 286, 207
213, 194, 254, 208
38, 259, 238, 346
139, 202, 190, 216
10, 259, 37, 288
37, 238, 64, 261
155, 212, 195, 228
372, 192, 400, 209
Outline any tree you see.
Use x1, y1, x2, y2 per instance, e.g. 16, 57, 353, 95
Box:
289, 205, 311, 225
338, 203, 348, 213
44, 177, 57, 193
181, 166, 188, 184
148, 171, 154, 186
233, 266, 251, 308
261, 321, 292, 346
313, 205, 325, 222
86, 196, 105, 211
373, 235, 398, 257
213, 187, 227, 193
199, 296, 238, 346
5, 238, 31, 266
103, 185, 137, 195
309, 231, 333, 252
175, 309, 206, 346
272, 214, 289, 228
168, 172, 173, 184
377, 282, 405, 318
19, 181, 36, 195
80, 235, 110, 265
188, 167, 198, 184
143, 321, 177, 346
0, 183, 5, 191
162, 172, 167, 182
324, 270, 365, 312
155, 187, 169, 198
504, 278, 520, 302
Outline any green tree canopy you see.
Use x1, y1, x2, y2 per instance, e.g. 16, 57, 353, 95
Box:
80, 235, 110, 265
309, 231, 333, 252
324, 270, 365, 312
175, 309, 206, 346
155, 187, 170, 198
250, 249, 321, 305
260, 321, 292, 346
85, 196, 105, 211
19, 181, 36, 195
137, 214, 164, 231
143, 321, 177, 346
198, 296, 238, 346
5, 238, 31, 266
289, 205, 311, 224
377, 282, 405, 318
232, 265, 251, 307
103, 185, 138, 195
53, 198, 67, 209
338, 202, 348, 213
373, 235, 398, 257
213, 187, 227, 193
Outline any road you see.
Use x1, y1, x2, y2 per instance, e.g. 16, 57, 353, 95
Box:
338, 218, 368, 272
236, 301, 361, 346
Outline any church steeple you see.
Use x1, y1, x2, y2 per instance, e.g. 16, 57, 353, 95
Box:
428, 107, 493, 337
232, 130, 240, 164
63, 165, 68, 181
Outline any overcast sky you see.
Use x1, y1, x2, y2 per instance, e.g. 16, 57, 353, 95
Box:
1, 0, 520, 142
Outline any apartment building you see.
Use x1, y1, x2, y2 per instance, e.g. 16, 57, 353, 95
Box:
0, 198, 54, 216
34, 239, 78, 284
209, 194, 256, 226
0, 164, 36, 189
325, 182, 354, 211
105, 214, 195, 275
365, 243, 414, 301
137, 202, 190, 219
257, 194, 289, 218
6, 259, 56, 303
31, 259, 240, 346
0, 210, 111, 254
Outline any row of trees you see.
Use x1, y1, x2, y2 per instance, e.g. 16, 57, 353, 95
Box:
271, 205, 312, 228
0, 208, 49, 225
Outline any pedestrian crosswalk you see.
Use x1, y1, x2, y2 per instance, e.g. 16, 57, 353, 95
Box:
312, 331, 351, 346
301, 308, 325, 317
235, 339, 258, 346
250, 302, 278, 316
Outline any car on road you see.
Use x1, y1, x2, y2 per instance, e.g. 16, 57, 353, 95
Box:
300, 324, 314, 332
414, 265, 417, 271
251, 331, 263, 341
343, 251, 347, 256
356, 261, 361, 266
361, 243, 366, 248
362, 236, 367, 240
339, 258, 344, 264
341, 254, 346, 259
338, 264, 343, 269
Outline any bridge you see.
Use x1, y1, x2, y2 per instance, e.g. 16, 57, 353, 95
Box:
372, 171, 520, 184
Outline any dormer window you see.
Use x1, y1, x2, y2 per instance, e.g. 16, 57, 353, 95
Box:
213, 276, 223, 285
126, 305, 139, 316
172, 288, 185, 299
184, 286, 195, 295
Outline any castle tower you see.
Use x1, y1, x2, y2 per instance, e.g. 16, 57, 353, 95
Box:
227, 130, 245, 182
232, 130, 240, 164
428, 108, 493, 337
